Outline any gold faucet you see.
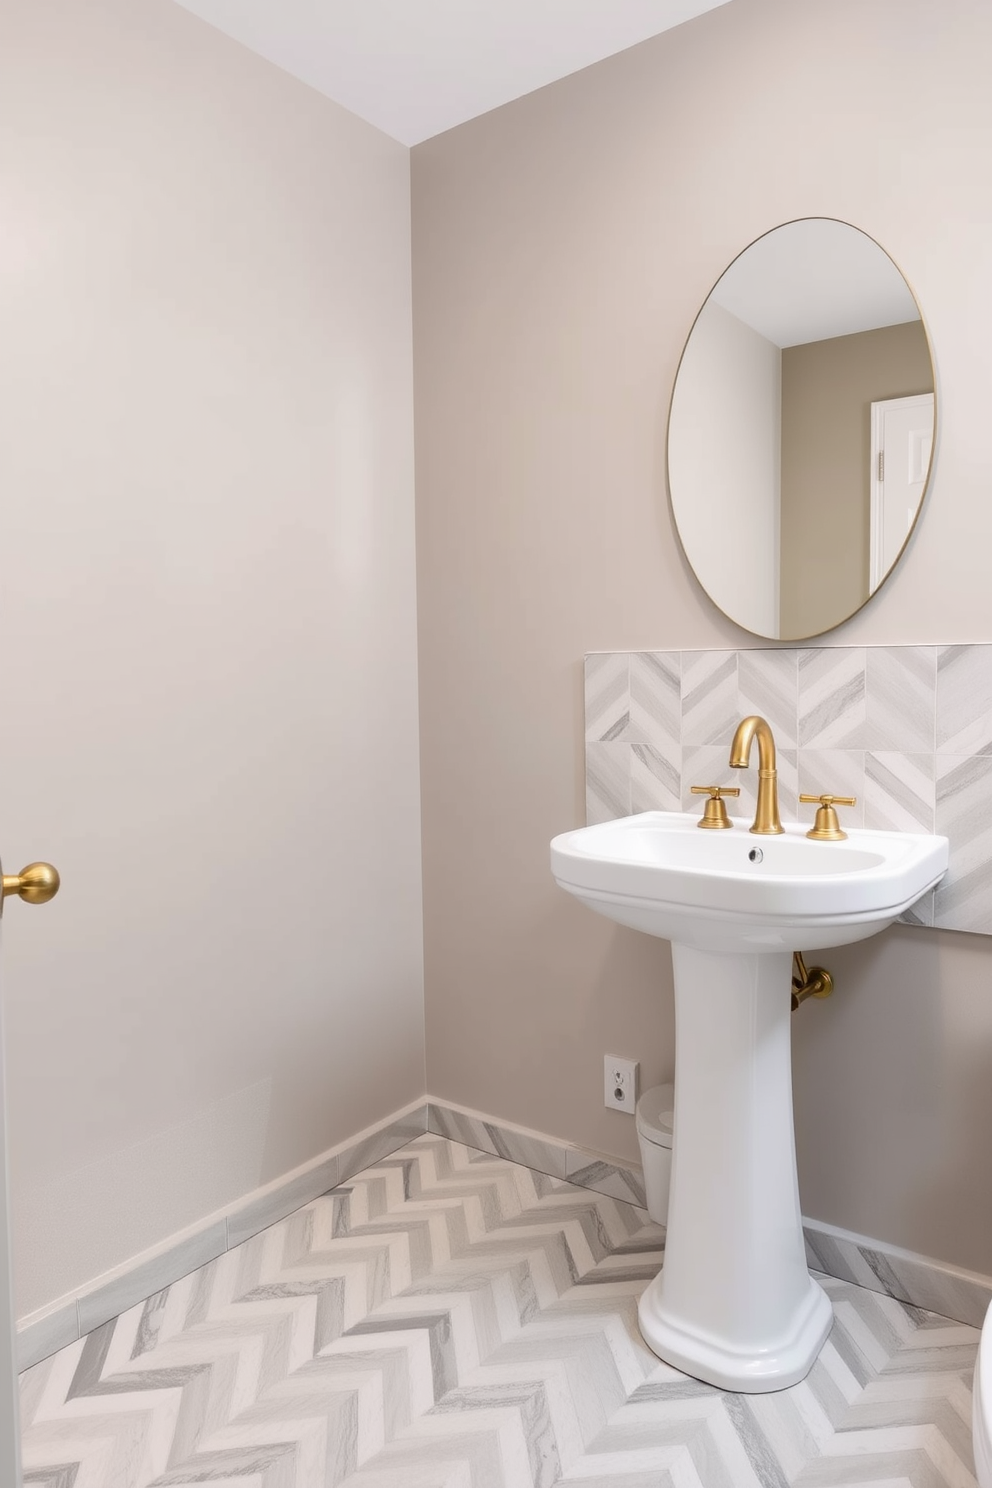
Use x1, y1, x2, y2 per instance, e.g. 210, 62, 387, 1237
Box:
729, 715, 784, 835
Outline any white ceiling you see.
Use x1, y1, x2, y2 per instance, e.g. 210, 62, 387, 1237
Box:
172, 0, 731, 146
711, 218, 920, 347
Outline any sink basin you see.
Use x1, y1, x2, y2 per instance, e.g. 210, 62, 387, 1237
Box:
551, 811, 948, 953
551, 810, 947, 1393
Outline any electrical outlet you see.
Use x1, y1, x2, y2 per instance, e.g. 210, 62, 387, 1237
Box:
604, 1054, 639, 1113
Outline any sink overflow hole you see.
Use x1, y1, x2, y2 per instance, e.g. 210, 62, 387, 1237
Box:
748, 847, 763, 863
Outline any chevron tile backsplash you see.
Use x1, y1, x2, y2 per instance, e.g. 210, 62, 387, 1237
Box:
584, 645, 992, 936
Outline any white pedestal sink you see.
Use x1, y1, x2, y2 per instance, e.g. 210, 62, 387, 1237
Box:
550, 811, 947, 1392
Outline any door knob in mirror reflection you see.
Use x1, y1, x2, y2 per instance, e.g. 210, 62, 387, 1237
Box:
2, 862, 60, 907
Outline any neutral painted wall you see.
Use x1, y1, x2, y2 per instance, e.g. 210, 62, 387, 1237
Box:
669, 301, 780, 637
413, 0, 992, 1275
0, 0, 424, 1316
780, 320, 933, 637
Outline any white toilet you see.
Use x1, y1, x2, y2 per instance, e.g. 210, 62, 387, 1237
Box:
636, 1083, 674, 1225
975, 1301, 992, 1485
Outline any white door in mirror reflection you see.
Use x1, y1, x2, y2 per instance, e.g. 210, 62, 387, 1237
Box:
870, 393, 934, 592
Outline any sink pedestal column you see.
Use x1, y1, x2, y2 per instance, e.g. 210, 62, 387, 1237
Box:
638, 943, 833, 1392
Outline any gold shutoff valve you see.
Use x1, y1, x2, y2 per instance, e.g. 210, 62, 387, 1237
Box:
800, 794, 857, 841
2, 862, 60, 911
792, 952, 833, 1012
690, 785, 740, 829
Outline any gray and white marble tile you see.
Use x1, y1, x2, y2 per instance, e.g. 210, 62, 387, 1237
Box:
16, 1300, 79, 1374
427, 1104, 567, 1179
336, 1102, 429, 1186
798, 647, 867, 749
630, 743, 680, 813
20, 1134, 982, 1488
775, 748, 799, 823
865, 751, 935, 834
564, 1149, 647, 1208
901, 888, 935, 928
866, 645, 936, 752
586, 741, 630, 825
585, 652, 630, 743
937, 644, 992, 755
629, 651, 680, 753
226, 1152, 340, 1250
76, 1218, 227, 1339
804, 1217, 992, 1330
797, 749, 866, 828
681, 650, 739, 746
738, 649, 799, 750
934, 753, 992, 933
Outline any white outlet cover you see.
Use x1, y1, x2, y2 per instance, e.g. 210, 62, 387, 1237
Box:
604, 1055, 639, 1113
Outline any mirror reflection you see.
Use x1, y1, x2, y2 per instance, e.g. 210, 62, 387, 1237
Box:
668, 219, 935, 640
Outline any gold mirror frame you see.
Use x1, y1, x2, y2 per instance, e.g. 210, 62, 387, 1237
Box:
666, 218, 937, 641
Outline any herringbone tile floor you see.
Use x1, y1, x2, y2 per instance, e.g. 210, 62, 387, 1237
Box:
19, 1134, 980, 1486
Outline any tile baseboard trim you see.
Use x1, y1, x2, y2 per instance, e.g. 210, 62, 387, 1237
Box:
428, 1098, 992, 1329
427, 1098, 647, 1207
802, 1215, 992, 1330
20, 1096, 989, 1372
16, 1097, 429, 1373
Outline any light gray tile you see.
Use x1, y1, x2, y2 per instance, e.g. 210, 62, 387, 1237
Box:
336, 1104, 429, 1185
804, 1218, 992, 1330
681, 651, 739, 746
934, 754, 992, 934
864, 752, 935, 834
797, 750, 866, 828
798, 648, 867, 749
937, 644, 992, 755
428, 1103, 501, 1154
900, 889, 935, 928
17, 1131, 982, 1488
17, 1301, 79, 1373
738, 649, 799, 750
776, 749, 799, 823
563, 1150, 647, 1209
585, 653, 629, 743
226, 1153, 340, 1250
586, 742, 630, 825
427, 1105, 567, 1180
629, 651, 680, 749
866, 646, 936, 752
630, 743, 680, 814
77, 1220, 227, 1338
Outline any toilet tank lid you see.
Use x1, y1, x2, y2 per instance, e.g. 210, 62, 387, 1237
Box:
636, 1083, 674, 1146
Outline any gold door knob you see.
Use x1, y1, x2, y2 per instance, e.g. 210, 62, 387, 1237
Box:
2, 862, 60, 906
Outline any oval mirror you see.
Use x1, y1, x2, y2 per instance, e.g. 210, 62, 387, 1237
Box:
667, 219, 936, 640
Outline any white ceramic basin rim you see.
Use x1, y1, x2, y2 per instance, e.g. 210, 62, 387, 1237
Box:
551, 811, 948, 952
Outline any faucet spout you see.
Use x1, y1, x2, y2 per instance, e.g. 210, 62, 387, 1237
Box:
729, 715, 784, 835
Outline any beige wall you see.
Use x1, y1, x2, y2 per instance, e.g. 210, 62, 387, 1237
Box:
780, 320, 933, 638
0, 0, 424, 1315
413, 0, 992, 1274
